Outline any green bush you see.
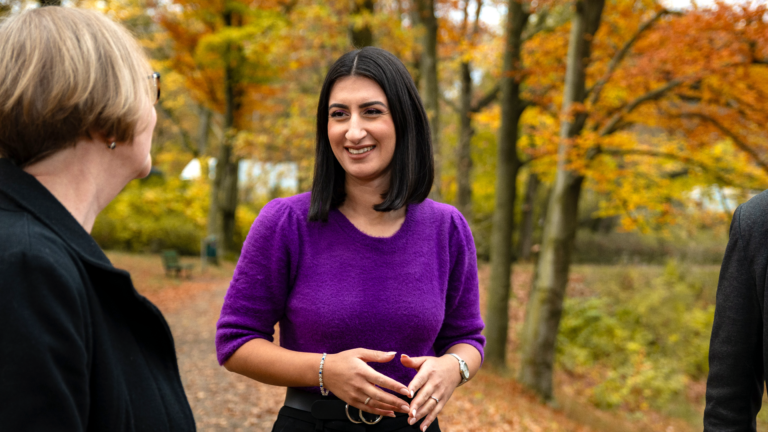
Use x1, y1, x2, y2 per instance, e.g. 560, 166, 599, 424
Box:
557, 261, 715, 411
92, 176, 210, 255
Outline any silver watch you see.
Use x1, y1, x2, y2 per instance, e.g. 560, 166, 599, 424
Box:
448, 353, 470, 386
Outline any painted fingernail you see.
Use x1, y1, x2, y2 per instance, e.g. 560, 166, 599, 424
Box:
401, 404, 409, 412
388, 412, 396, 418
412, 409, 417, 417
387, 351, 397, 355
422, 424, 428, 432
410, 390, 414, 398
409, 417, 416, 425
400, 388, 410, 396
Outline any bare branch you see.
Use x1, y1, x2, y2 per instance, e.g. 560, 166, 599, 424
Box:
156, 104, 199, 157
521, 9, 552, 42
471, 83, 500, 112
679, 112, 768, 174
599, 79, 682, 136
587, 9, 672, 106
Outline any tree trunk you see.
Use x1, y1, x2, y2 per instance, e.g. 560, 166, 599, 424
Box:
456, 61, 473, 219
197, 105, 212, 157
414, 0, 441, 199
39, 0, 61, 6
484, 0, 529, 368
210, 11, 241, 258
518, 0, 605, 400
518, 172, 539, 261
350, 0, 375, 47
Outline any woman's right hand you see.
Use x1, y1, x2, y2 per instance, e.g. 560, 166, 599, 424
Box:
323, 349, 412, 417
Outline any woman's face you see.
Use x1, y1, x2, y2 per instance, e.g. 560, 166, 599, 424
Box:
130, 103, 157, 179
327, 76, 396, 184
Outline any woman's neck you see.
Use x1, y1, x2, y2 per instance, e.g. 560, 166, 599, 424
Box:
338, 173, 406, 237
23, 141, 125, 233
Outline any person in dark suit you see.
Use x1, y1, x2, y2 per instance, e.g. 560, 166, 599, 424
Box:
704, 192, 768, 431
0, 7, 195, 431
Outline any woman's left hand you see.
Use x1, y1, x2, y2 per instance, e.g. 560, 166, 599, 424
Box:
401, 353, 462, 431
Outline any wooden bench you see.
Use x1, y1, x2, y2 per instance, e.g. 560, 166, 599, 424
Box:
162, 250, 194, 278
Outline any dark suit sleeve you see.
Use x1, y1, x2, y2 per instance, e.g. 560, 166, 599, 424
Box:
0, 251, 89, 430
704, 206, 764, 431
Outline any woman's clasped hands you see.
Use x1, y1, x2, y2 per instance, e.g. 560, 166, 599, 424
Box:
322, 349, 462, 431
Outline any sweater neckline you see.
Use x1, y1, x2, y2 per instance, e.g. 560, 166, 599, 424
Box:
330, 203, 416, 246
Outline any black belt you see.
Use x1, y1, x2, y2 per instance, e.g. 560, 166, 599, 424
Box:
282, 388, 438, 432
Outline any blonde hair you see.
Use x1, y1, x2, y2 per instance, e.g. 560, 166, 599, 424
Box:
0, 7, 153, 167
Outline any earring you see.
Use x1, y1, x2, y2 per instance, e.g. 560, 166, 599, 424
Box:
109, 142, 116, 150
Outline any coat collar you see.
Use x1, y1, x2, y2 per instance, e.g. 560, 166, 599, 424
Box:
0, 158, 113, 269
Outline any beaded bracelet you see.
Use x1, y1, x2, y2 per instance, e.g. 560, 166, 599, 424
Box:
319, 353, 329, 396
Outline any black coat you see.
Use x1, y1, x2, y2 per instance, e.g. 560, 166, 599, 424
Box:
704, 191, 768, 431
0, 158, 195, 431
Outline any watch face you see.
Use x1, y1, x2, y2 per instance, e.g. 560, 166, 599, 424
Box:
460, 363, 470, 379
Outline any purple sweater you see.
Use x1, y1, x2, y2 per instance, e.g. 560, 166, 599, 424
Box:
215, 192, 485, 392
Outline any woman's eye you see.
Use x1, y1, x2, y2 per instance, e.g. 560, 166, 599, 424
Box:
363, 108, 383, 115
329, 111, 347, 118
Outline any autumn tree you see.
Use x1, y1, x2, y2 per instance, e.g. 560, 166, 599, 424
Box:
519, 0, 605, 398
483, 0, 569, 367
413, 0, 442, 197
484, 0, 532, 367
518, 0, 768, 399
158, 0, 288, 256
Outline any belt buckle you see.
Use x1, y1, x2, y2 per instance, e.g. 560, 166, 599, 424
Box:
345, 404, 382, 425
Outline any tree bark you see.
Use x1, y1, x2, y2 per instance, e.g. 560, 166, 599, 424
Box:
198, 105, 212, 157
414, 0, 441, 199
456, 61, 473, 219
350, 0, 375, 47
484, 0, 529, 368
518, 0, 605, 400
518, 172, 539, 261
456, 0, 483, 220
209, 11, 241, 257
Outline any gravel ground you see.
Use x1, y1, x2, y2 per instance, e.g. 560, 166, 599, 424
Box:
165, 284, 284, 432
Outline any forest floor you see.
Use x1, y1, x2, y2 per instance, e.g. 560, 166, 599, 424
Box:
108, 251, 704, 432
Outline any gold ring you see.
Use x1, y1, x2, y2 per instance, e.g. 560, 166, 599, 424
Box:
345, 404, 362, 424
359, 409, 383, 425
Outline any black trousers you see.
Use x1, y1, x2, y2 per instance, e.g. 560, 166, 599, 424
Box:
271, 406, 441, 432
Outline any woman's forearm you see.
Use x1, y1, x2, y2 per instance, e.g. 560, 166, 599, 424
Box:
445, 343, 482, 381
223, 338, 322, 388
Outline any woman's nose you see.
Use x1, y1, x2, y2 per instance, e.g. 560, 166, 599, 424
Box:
345, 116, 368, 143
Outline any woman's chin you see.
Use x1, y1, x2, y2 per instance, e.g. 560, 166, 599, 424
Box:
135, 158, 152, 179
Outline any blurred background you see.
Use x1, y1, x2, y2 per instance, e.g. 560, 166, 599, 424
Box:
3, 0, 767, 429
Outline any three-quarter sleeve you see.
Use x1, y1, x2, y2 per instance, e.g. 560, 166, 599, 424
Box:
0, 252, 89, 430
704, 205, 764, 431
215, 199, 299, 365
433, 210, 486, 361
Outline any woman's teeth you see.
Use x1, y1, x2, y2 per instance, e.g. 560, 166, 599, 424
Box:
348, 146, 374, 155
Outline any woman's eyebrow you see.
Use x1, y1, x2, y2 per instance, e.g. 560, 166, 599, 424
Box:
329, 103, 348, 109
359, 101, 387, 109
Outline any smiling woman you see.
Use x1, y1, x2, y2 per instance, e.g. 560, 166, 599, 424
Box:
216, 47, 485, 432
309, 48, 434, 222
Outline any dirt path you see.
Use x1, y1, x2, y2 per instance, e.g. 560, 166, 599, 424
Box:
164, 283, 284, 431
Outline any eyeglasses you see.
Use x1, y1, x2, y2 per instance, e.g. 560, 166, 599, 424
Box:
149, 72, 161, 105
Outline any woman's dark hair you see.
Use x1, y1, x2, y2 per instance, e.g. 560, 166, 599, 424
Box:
308, 47, 434, 222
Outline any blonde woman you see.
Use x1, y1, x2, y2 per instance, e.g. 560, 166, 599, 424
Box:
0, 8, 194, 430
